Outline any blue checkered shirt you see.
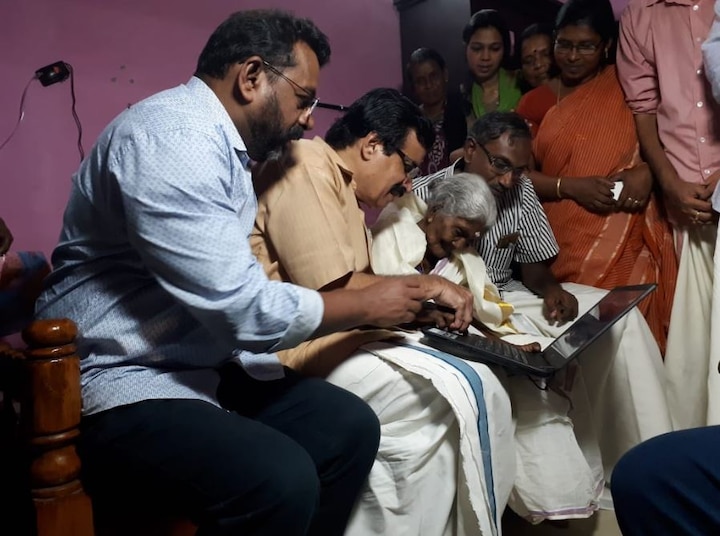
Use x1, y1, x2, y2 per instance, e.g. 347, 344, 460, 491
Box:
36, 77, 323, 415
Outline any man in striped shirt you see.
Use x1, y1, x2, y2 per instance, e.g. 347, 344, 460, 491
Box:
413, 111, 579, 326
413, 112, 673, 516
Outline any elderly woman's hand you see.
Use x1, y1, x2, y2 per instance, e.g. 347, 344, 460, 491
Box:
0, 218, 13, 255
415, 307, 456, 329
421, 275, 474, 332
512, 341, 542, 353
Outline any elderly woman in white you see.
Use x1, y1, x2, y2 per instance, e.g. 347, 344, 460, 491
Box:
322, 172, 518, 536
372, 173, 513, 331
370, 172, 617, 523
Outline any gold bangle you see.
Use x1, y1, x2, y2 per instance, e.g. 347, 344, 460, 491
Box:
556, 177, 563, 199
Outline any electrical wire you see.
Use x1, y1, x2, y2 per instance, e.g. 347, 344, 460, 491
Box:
0, 64, 84, 162
0, 75, 37, 153
65, 62, 85, 162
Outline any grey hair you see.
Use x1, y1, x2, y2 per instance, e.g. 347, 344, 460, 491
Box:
426, 172, 497, 228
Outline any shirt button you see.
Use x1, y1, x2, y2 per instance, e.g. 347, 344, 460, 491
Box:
693, 4, 699, 10
697, 36, 703, 42
697, 101, 704, 108
698, 68, 703, 75
701, 137, 707, 143
705, 169, 711, 175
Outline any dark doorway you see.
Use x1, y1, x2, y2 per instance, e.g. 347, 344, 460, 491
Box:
397, 0, 562, 97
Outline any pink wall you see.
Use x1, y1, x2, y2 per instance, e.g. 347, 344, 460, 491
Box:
0, 0, 402, 258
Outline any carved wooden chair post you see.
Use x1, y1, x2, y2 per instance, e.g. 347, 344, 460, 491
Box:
0, 316, 196, 536
21, 318, 94, 536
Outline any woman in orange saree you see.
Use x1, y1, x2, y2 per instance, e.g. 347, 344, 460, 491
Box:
528, 0, 677, 353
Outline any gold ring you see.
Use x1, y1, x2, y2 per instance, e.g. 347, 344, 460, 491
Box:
633, 199, 641, 205
627, 196, 634, 202
695, 209, 700, 218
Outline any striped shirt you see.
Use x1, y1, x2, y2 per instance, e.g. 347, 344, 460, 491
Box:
413, 160, 559, 291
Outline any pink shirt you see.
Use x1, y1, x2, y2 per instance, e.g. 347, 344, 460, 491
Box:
617, 0, 720, 185
704, 0, 720, 102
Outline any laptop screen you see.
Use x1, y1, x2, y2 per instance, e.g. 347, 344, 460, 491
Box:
542, 283, 657, 369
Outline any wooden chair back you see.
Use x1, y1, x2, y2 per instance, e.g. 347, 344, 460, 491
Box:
0, 318, 196, 536
1, 318, 94, 536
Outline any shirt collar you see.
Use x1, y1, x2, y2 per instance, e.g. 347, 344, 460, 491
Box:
315, 136, 354, 181
186, 76, 247, 155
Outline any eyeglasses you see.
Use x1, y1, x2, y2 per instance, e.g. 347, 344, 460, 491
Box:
476, 141, 527, 179
396, 148, 422, 180
262, 60, 319, 114
553, 40, 602, 56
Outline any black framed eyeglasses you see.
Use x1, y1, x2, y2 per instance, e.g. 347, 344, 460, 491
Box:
553, 40, 602, 56
396, 148, 422, 180
476, 141, 527, 179
261, 60, 348, 113
262, 60, 319, 114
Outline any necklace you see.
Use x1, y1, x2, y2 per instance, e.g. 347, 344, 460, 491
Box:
484, 82, 500, 112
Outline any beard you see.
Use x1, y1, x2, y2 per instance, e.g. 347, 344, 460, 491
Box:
246, 93, 305, 162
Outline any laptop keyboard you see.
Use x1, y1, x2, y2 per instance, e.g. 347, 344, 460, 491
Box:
423, 329, 533, 364
463, 334, 532, 364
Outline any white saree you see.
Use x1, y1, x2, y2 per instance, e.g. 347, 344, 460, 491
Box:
369, 195, 672, 523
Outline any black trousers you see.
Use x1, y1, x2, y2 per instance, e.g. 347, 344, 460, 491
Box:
78, 365, 380, 536
612, 426, 720, 535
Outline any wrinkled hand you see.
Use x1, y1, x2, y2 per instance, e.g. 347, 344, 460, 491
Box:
422, 275, 474, 332
564, 176, 616, 214
542, 286, 578, 326
512, 341, 542, 353
413, 308, 456, 329
481, 330, 541, 353
612, 165, 652, 213
361, 277, 425, 327
0, 218, 13, 255
664, 177, 714, 226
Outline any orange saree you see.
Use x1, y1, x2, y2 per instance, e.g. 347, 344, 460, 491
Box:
517, 83, 556, 137
533, 66, 677, 354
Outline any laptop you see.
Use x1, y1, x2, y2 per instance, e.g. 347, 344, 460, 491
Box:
420, 283, 657, 378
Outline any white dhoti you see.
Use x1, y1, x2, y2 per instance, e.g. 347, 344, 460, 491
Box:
365, 196, 671, 527
500, 282, 672, 521
327, 339, 515, 536
665, 225, 718, 428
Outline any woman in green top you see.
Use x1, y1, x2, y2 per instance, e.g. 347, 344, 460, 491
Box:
462, 10, 522, 127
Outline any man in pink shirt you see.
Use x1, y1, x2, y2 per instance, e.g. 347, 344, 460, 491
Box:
617, 0, 720, 430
